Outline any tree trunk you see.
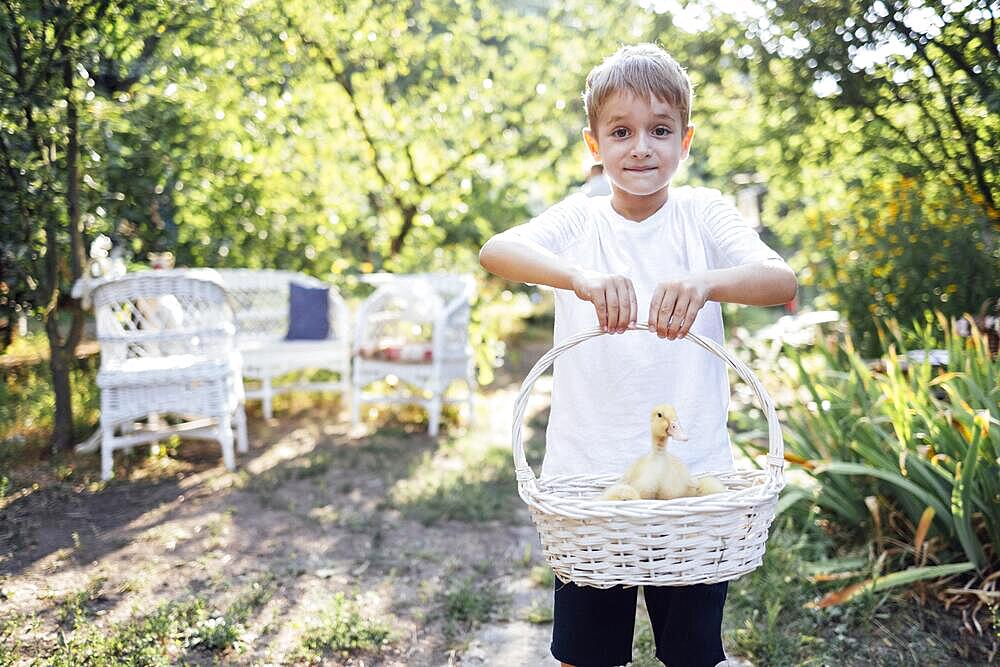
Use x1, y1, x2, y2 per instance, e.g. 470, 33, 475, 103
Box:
46, 319, 75, 451
47, 46, 86, 453
389, 205, 418, 258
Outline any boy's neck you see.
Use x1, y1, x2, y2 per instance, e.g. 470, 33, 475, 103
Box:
610, 186, 670, 222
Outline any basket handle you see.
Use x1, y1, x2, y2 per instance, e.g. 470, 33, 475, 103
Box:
511, 322, 784, 488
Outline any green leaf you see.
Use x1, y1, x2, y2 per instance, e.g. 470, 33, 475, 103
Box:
809, 562, 976, 608
813, 461, 951, 525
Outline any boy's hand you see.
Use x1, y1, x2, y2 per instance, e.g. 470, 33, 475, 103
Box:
648, 274, 711, 340
570, 269, 637, 333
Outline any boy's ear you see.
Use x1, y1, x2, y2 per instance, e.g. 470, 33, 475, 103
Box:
582, 127, 600, 161
681, 125, 695, 159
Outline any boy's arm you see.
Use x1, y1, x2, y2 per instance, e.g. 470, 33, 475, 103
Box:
648, 259, 797, 340
479, 234, 638, 333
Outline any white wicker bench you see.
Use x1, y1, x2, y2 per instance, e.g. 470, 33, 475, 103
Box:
213, 269, 350, 419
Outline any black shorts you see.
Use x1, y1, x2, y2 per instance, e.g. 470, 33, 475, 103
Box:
551, 578, 729, 667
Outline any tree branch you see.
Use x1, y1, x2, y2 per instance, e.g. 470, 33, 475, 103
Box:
23, 0, 110, 98
893, 15, 997, 215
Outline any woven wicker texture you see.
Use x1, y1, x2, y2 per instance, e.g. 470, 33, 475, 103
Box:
512, 323, 785, 588
352, 273, 475, 436
92, 273, 248, 480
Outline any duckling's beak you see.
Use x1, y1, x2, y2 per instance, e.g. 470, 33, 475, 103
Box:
667, 419, 688, 441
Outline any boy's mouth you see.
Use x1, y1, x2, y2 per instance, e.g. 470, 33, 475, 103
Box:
624, 166, 658, 173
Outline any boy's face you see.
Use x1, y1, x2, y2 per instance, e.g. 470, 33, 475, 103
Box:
583, 91, 694, 209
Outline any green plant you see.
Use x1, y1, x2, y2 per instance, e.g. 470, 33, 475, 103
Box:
529, 566, 555, 589
523, 598, 553, 624
796, 177, 999, 356
57, 576, 106, 627
298, 593, 392, 660
45, 598, 206, 666
388, 436, 516, 524
779, 313, 998, 577
440, 576, 506, 638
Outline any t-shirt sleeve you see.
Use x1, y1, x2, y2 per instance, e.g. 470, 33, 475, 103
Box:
699, 188, 783, 269
499, 193, 589, 257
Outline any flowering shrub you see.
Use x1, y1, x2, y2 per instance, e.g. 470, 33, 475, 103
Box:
797, 177, 999, 356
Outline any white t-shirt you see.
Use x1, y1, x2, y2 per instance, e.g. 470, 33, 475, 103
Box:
504, 186, 782, 479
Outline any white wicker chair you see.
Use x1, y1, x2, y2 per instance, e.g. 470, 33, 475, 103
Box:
352, 273, 475, 436
212, 269, 350, 419
93, 273, 248, 481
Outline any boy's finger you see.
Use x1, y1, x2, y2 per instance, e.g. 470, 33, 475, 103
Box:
593, 293, 608, 332
678, 304, 700, 338
647, 285, 665, 330
655, 292, 678, 337
667, 296, 689, 339
606, 286, 620, 333
615, 280, 630, 332
628, 281, 638, 326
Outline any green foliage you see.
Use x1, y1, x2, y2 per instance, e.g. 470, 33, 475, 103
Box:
780, 313, 999, 572
795, 177, 999, 355
34, 577, 274, 665
45, 597, 205, 666
56, 576, 106, 627
529, 565, 555, 589
750, 0, 999, 222
439, 576, 506, 637
387, 435, 516, 524
0, 357, 99, 465
297, 592, 393, 661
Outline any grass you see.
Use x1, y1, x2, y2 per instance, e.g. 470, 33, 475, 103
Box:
530, 565, 555, 589
56, 575, 107, 627
296, 592, 394, 662
27, 576, 276, 665
388, 434, 518, 524
439, 575, 508, 639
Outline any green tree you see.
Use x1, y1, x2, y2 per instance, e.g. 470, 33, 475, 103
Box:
0, 0, 207, 449
750, 0, 998, 228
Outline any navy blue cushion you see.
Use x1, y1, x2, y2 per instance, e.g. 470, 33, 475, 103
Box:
286, 282, 330, 340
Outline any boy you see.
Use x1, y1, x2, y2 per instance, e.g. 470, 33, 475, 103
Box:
479, 44, 797, 667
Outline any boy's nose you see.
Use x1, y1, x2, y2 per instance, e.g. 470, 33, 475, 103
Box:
631, 136, 651, 158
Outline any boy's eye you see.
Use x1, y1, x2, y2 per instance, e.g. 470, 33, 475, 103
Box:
611, 127, 629, 138
653, 126, 672, 137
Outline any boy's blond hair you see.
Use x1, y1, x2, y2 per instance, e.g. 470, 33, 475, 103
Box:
583, 43, 693, 130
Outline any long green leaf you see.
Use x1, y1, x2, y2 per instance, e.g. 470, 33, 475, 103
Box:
813, 461, 951, 522
951, 430, 987, 569
809, 562, 976, 608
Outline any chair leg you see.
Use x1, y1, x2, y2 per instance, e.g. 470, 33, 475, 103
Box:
466, 390, 476, 429
351, 377, 361, 429
101, 423, 115, 481
218, 411, 235, 471
466, 366, 477, 428
262, 376, 274, 420
428, 393, 442, 437
234, 404, 249, 453
148, 412, 161, 455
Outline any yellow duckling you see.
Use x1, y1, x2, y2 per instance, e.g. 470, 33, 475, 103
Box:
600, 404, 728, 501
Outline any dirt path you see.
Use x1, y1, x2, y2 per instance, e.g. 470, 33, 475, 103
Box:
1, 344, 568, 665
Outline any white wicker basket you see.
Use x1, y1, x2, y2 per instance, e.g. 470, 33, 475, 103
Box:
512, 323, 785, 588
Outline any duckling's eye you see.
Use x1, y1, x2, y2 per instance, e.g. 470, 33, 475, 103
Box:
656, 412, 662, 418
